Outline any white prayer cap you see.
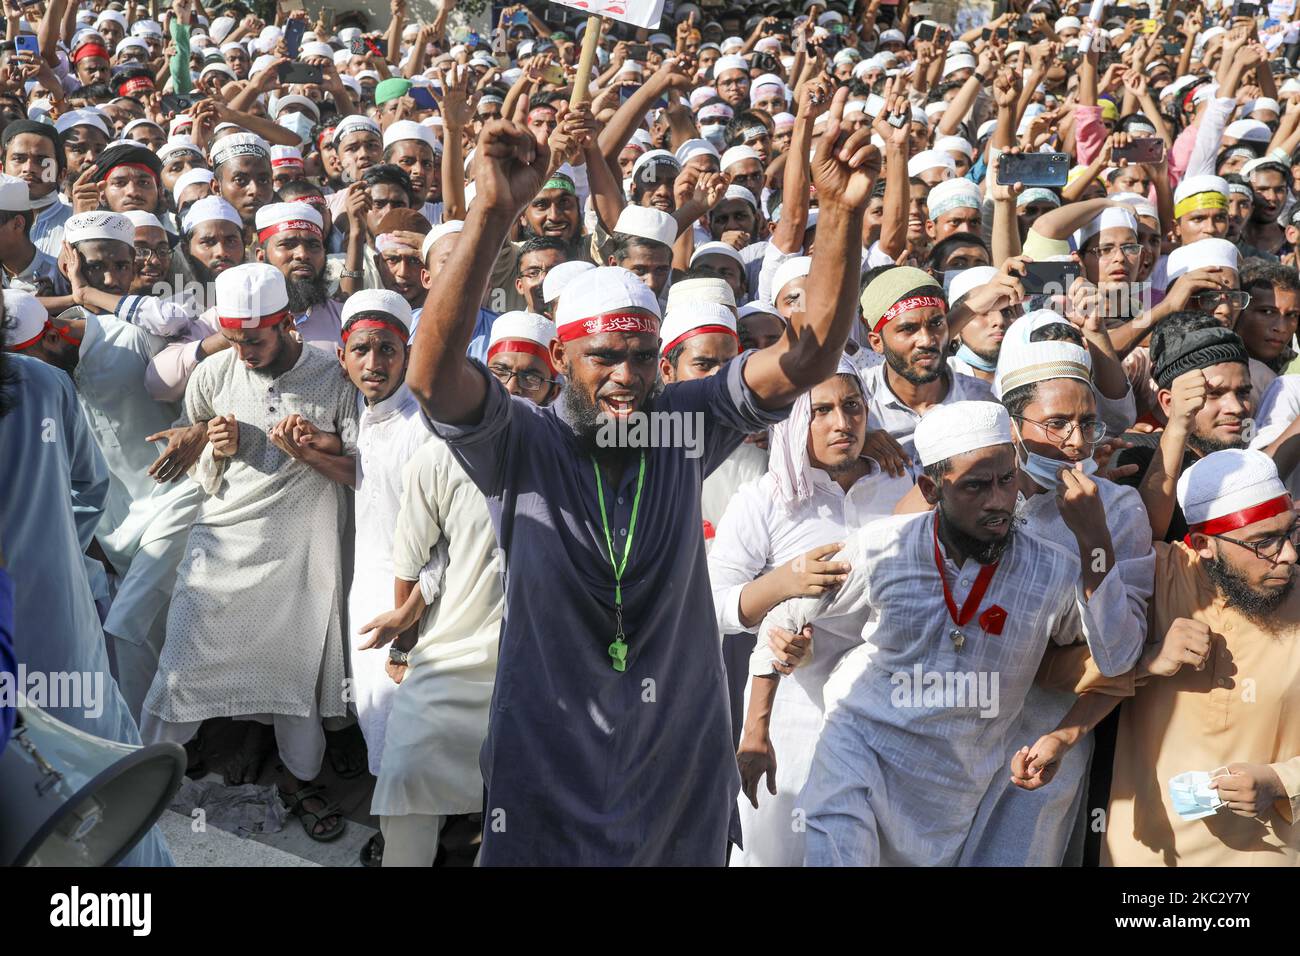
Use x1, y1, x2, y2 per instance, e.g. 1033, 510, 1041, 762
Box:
255, 201, 323, 239
173, 168, 215, 203
665, 276, 737, 312
341, 288, 413, 334
554, 266, 662, 343
935, 135, 974, 160
659, 303, 737, 356
200, 62, 237, 83
1177, 449, 1291, 534
720, 145, 761, 171
254, 25, 283, 53
942, 54, 976, 77
879, 28, 905, 44
1243, 97, 1282, 117
208, 15, 236, 43
948, 41, 972, 55
170, 115, 194, 136
1108, 191, 1159, 222
1162, 74, 1201, 101
690, 241, 745, 269
852, 60, 874, 80
1224, 119, 1272, 144
1174, 173, 1230, 210
270, 145, 304, 169
977, 119, 999, 142
715, 54, 748, 76
1072, 207, 1138, 247
750, 72, 786, 94
542, 260, 595, 305
210, 132, 271, 167
215, 262, 289, 329
65, 211, 134, 246
947, 266, 998, 306
723, 184, 758, 210
675, 138, 720, 166
927, 178, 981, 220
698, 103, 734, 125
617, 61, 643, 77
489, 310, 558, 354
739, 300, 781, 319
338, 27, 363, 43
333, 115, 381, 147
771, 256, 813, 301
1243, 156, 1290, 180
914, 401, 1013, 466
95, 10, 126, 28
907, 149, 956, 180
1165, 237, 1240, 284
120, 118, 163, 139
219, 42, 243, 54
132, 18, 164, 37
994, 332, 1092, 400
115, 37, 148, 56
54, 108, 112, 138
1281, 78, 1300, 95
1056, 16, 1082, 31
1, 287, 49, 349
382, 120, 438, 153
421, 220, 465, 263
773, 111, 796, 131
689, 87, 719, 109
1192, 82, 1220, 106
270, 94, 320, 120
0, 174, 27, 212
301, 41, 334, 59
181, 195, 241, 232
613, 205, 677, 247
123, 211, 164, 232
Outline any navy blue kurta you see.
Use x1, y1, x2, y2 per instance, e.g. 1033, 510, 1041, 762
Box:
428, 354, 789, 864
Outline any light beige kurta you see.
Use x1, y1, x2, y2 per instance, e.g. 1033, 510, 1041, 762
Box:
1105, 541, 1300, 866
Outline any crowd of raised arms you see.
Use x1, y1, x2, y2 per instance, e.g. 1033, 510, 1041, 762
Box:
1, 0, 1299, 869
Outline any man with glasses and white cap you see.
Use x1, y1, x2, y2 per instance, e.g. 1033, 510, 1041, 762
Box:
141, 261, 358, 840
760, 400, 1084, 866
407, 91, 877, 865
1010, 448, 1300, 867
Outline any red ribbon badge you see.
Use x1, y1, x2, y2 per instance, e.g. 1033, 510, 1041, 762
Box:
933, 514, 1001, 633
978, 605, 1006, 635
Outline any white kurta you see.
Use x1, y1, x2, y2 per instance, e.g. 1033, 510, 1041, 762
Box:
144, 344, 358, 723
73, 314, 204, 718
1252, 373, 1300, 497
700, 439, 768, 543
959, 479, 1154, 866
761, 512, 1083, 866
348, 383, 432, 776
709, 467, 903, 867
371, 436, 503, 819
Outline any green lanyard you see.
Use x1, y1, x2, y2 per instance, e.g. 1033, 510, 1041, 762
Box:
592, 452, 646, 672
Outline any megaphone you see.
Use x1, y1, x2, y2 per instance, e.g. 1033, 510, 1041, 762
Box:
0, 695, 185, 866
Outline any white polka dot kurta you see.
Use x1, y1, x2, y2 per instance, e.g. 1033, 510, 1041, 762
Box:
144, 344, 359, 724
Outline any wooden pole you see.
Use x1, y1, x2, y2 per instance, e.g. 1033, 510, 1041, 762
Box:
570, 14, 603, 107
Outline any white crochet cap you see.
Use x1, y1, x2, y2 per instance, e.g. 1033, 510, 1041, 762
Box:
123, 210, 164, 232
1224, 119, 1272, 144
907, 149, 956, 179
383, 120, 438, 151
914, 401, 1013, 466
1165, 237, 1240, 284
993, 332, 1092, 400
420, 220, 464, 263
659, 302, 737, 355
690, 241, 744, 268
1177, 449, 1290, 529
65, 211, 134, 246
1073, 207, 1138, 247
341, 288, 412, 329
1, 287, 48, 347
173, 168, 215, 203
720, 145, 761, 171
215, 262, 288, 326
947, 266, 998, 306
771, 256, 812, 300
665, 277, 737, 312
554, 266, 662, 340
542, 260, 596, 304
1174, 174, 1230, 207
181, 195, 242, 232
488, 310, 557, 351
613, 205, 676, 247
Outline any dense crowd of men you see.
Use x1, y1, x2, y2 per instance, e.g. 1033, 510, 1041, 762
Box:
0, 0, 1298, 868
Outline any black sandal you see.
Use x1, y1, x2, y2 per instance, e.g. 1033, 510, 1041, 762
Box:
282, 784, 346, 842
359, 832, 384, 867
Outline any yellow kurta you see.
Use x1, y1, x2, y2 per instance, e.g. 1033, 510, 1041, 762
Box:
1105, 541, 1300, 866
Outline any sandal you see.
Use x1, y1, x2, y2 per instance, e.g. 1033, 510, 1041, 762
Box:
359, 832, 384, 867
325, 724, 368, 780
282, 784, 346, 843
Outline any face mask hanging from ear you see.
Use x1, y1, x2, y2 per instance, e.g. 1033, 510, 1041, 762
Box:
1012, 419, 1098, 491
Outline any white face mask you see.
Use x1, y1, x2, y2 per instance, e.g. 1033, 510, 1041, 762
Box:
701, 123, 727, 148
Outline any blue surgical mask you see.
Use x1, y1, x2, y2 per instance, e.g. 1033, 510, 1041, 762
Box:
956, 342, 997, 372
1013, 422, 1098, 490
1168, 770, 1225, 820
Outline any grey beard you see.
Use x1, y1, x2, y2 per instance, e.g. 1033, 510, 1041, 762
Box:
1204, 554, 1295, 630
286, 272, 329, 313
938, 500, 1017, 565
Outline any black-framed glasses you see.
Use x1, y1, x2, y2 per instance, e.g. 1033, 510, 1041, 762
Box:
488, 365, 556, 393
134, 245, 172, 263
1212, 522, 1300, 564
1014, 415, 1107, 445
1194, 290, 1251, 310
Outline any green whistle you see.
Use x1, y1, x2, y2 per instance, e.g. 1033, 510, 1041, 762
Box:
608, 636, 628, 672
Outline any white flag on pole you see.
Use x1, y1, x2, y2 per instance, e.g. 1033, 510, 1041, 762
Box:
549, 0, 665, 30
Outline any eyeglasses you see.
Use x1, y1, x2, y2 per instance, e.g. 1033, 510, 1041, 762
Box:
518, 266, 548, 280
1014, 415, 1107, 445
488, 365, 555, 393
1212, 522, 1300, 564
134, 245, 172, 263
1083, 242, 1143, 260
1194, 290, 1251, 310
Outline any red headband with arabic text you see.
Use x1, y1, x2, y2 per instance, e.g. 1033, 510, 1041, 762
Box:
258, 219, 323, 243
557, 311, 660, 343
872, 294, 946, 333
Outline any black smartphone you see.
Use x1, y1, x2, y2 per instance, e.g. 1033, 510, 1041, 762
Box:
1113, 137, 1165, 164
1234, 2, 1261, 17
1060, 47, 1081, 65
284, 17, 305, 59
1020, 260, 1081, 297
627, 43, 649, 59
887, 108, 908, 129
918, 22, 937, 41
997, 152, 1070, 188
1112, 7, 1136, 20
543, 6, 566, 25
279, 62, 322, 85
1162, 40, 1185, 56
995, 26, 1010, 40
161, 92, 195, 113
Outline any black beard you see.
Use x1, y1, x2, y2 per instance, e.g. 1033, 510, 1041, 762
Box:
883, 340, 943, 385
560, 366, 663, 454
938, 500, 1016, 565
1204, 554, 1295, 629
1186, 429, 1245, 457
965, 341, 1001, 364
285, 272, 329, 313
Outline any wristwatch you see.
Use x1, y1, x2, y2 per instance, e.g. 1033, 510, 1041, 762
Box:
341, 269, 365, 279
388, 647, 410, 666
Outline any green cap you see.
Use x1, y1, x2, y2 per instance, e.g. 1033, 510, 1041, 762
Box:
374, 77, 413, 106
